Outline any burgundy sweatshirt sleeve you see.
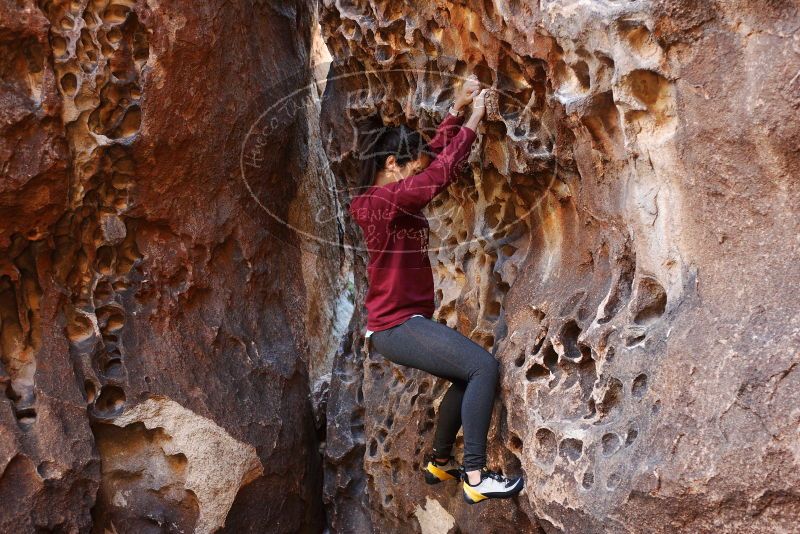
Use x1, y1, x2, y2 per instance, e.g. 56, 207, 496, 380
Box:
425, 113, 465, 154
374, 125, 477, 216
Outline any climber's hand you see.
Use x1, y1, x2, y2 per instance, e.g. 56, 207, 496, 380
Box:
464, 89, 487, 132
471, 89, 487, 119
454, 74, 481, 111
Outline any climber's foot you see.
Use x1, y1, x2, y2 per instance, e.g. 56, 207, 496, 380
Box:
462, 467, 523, 504
422, 453, 461, 485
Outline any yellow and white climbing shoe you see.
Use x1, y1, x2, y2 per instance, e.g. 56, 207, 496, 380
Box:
422, 454, 462, 485
462, 467, 524, 504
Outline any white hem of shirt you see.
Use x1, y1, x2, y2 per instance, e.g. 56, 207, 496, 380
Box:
365, 314, 426, 338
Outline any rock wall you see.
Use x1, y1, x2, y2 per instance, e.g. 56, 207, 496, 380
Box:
319, 0, 800, 532
0, 0, 345, 532
3, 0, 799, 532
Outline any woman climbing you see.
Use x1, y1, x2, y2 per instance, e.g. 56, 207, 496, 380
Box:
348, 74, 524, 504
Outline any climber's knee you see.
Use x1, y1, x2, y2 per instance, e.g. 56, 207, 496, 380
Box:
471, 353, 500, 383
489, 357, 500, 383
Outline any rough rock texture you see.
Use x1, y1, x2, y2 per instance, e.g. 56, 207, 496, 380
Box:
319, 0, 800, 532
0, 0, 345, 532
3, 0, 799, 532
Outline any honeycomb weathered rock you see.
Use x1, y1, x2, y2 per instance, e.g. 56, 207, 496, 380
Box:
0, 0, 344, 531
484, 88, 502, 121
318, 0, 800, 532
2, 0, 799, 532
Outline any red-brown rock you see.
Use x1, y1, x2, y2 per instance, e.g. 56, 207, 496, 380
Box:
1, 0, 345, 532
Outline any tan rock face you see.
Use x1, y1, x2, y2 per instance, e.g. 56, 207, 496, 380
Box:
0, 0, 344, 532
105, 396, 263, 534
319, 0, 800, 532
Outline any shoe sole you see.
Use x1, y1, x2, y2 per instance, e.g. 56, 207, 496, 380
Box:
462, 478, 524, 504
423, 463, 460, 485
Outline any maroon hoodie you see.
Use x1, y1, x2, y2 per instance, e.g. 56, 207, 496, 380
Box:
349, 113, 478, 332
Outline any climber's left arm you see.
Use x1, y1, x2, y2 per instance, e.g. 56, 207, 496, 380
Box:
373, 125, 478, 216
424, 112, 464, 155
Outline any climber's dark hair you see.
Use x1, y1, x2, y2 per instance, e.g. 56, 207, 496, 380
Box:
355, 114, 428, 190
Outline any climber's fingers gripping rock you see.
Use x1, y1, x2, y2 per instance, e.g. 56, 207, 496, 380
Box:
455, 74, 481, 109
472, 89, 487, 119
465, 88, 488, 132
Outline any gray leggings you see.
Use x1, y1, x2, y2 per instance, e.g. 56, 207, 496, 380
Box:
370, 315, 499, 470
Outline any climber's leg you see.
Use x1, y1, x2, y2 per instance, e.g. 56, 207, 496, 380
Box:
432, 379, 466, 460
370, 315, 499, 471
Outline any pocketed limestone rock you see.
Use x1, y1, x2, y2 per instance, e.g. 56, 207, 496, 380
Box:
319, 0, 800, 532
100, 396, 263, 534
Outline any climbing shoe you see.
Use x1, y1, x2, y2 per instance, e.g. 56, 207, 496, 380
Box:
462, 466, 524, 504
422, 453, 462, 485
